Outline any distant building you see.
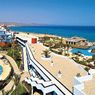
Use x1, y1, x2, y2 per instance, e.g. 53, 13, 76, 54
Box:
65, 37, 89, 48
0, 25, 14, 47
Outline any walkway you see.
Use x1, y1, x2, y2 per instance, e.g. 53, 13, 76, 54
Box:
34, 92, 41, 95
4, 80, 14, 93
4, 55, 21, 75
20, 71, 30, 82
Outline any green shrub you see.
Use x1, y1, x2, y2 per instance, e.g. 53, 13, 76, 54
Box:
91, 48, 95, 53
84, 67, 90, 72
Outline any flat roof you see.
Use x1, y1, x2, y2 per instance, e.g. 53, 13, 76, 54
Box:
66, 37, 87, 42
83, 75, 95, 95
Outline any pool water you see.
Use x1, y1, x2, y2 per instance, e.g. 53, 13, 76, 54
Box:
0, 65, 3, 75
71, 46, 95, 56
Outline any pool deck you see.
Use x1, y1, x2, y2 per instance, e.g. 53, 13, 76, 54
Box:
0, 59, 11, 80
0, 54, 21, 80
4, 55, 21, 75
71, 48, 94, 56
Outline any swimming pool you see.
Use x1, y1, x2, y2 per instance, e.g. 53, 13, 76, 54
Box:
71, 46, 95, 56
0, 65, 3, 75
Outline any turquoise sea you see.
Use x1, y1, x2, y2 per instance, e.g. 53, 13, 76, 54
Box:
10, 26, 95, 42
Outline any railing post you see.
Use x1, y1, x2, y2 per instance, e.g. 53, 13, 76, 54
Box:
31, 86, 33, 95
43, 92, 46, 95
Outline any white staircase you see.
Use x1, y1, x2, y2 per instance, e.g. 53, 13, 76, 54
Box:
25, 76, 63, 95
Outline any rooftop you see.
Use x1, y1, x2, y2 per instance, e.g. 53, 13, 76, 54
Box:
29, 42, 87, 91
66, 37, 87, 42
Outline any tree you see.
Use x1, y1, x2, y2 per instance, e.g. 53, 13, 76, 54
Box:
2, 89, 5, 95
13, 74, 21, 86
92, 55, 95, 61
94, 61, 95, 66
59, 37, 64, 48
58, 48, 63, 55
91, 48, 95, 53
7, 43, 21, 67
42, 49, 51, 58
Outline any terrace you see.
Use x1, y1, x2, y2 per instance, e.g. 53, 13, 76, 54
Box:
16, 32, 95, 95
0, 55, 11, 81
29, 42, 87, 91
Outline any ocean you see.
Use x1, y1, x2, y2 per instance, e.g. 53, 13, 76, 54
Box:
10, 26, 95, 42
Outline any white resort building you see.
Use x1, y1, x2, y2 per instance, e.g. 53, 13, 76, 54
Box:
15, 33, 95, 95
0, 25, 14, 46
65, 37, 90, 48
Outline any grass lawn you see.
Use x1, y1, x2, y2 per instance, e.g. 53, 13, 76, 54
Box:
11, 83, 28, 95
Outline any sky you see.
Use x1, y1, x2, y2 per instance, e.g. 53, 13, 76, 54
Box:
0, 0, 95, 26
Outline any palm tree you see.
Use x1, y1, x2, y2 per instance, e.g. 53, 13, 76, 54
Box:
13, 74, 21, 86
58, 48, 63, 55
92, 55, 95, 61
59, 37, 63, 48
42, 49, 51, 58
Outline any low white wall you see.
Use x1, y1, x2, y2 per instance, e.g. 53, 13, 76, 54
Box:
74, 84, 86, 95
77, 75, 92, 82
74, 77, 82, 85
74, 75, 93, 95
89, 69, 95, 75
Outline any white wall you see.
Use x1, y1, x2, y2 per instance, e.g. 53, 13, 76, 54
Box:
74, 75, 93, 95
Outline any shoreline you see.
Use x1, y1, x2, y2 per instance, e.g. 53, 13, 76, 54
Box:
15, 31, 61, 38
13, 30, 95, 43
15, 31, 95, 48
10, 25, 95, 42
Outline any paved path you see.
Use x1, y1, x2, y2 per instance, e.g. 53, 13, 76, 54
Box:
4, 55, 21, 75
33, 92, 41, 95
4, 80, 14, 93
0, 91, 2, 95
20, 72, 30, 82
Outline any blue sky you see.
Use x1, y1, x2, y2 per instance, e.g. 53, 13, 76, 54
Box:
0, 0, 95, 26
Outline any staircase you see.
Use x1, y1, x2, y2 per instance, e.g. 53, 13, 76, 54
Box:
25, 76, 62, 95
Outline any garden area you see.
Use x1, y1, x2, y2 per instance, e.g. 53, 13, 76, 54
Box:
39, 36, 70, 55
0, 42, 22, 68
7, 42, 22, 68
72, 54, 95, 72
11, 83, 28, 95
39, 36, 95, 72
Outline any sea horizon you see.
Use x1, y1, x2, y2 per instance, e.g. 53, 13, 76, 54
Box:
10, 25, 95, 42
